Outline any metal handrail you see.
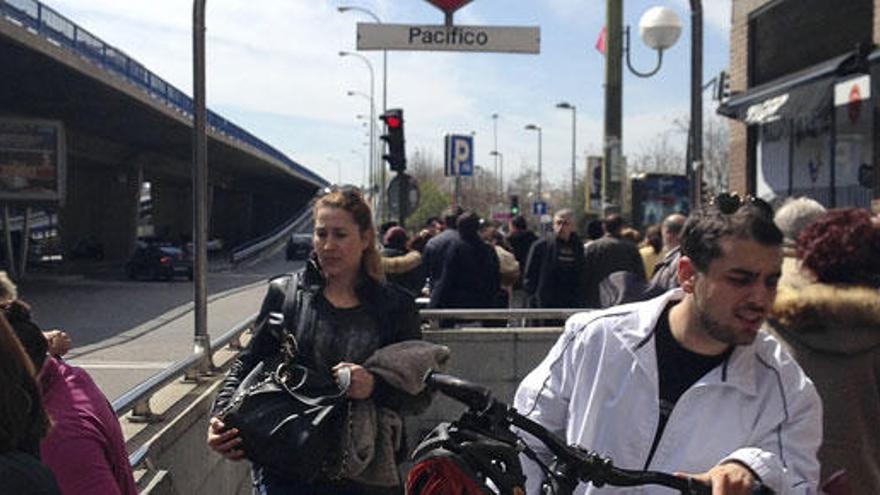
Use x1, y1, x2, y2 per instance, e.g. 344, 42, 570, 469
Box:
114, 311, 257, 472
117, 307, 583, 470
229, 207, 312, 265
420, 308, 588, 329
0, 0, 327, 187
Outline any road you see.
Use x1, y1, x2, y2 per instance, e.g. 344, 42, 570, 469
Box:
18, 251, 305, 401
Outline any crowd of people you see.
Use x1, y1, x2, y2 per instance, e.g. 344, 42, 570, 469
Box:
368, 205, 694, 320
2, 187, 877, 494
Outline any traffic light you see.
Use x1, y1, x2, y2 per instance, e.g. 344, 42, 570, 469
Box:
380, 108, 406, 172
510, 194, 520, 215
715, 70, 730, 102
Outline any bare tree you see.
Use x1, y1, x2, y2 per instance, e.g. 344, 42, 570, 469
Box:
628, 131, 686, 175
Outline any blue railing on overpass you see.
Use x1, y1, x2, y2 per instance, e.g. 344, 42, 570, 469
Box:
0, 0, 328, 187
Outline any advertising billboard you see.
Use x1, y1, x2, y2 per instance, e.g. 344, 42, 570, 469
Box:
0, 118, 66, 203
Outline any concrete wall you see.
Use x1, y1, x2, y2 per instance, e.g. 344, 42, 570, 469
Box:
60, 156, 139, 260
407, 328, 561, 452
136, 327, 562, 495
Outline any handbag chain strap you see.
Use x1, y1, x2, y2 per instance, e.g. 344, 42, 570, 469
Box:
324, 400, 353, 480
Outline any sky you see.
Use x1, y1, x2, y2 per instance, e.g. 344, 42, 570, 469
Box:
42, 0, 732, 189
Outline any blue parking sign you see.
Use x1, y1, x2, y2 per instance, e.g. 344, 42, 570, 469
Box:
444, 134, 473, 177
532, 201, 547, 215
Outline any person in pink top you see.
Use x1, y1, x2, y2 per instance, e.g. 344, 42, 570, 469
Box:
4, 300, 137, 495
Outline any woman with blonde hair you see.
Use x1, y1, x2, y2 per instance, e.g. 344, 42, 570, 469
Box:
209, 186, 437, 494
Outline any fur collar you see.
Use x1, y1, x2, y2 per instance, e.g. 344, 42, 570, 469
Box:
770, 283, 880, 354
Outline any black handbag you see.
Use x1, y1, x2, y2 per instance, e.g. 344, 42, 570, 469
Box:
218, 273, 351, 482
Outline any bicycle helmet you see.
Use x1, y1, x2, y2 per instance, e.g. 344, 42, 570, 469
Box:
406, 422, 526, 495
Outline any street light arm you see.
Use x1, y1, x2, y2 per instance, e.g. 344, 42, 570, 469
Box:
624, 26, 664, 78
338, 5, 381, 23
339, 51, 375, 80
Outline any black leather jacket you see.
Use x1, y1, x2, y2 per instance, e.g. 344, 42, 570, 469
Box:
211, 260, 422, 416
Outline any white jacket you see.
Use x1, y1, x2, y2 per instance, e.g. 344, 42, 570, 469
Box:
514, 289, 822, 494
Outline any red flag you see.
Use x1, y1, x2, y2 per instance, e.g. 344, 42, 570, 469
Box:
595, 26, 606, 55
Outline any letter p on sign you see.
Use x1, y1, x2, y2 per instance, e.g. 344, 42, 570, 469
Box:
444, 134, 474, 177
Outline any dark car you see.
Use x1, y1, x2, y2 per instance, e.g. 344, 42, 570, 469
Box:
125, 240, 193, 281
286, 233, 312, 261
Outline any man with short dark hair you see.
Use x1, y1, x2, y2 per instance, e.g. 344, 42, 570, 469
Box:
515, 202, 822, 494
507, 215, 538, 308
523, 209, 586, 310
582, 214, 645, 307
649, 213, 687, 290
422, 206, 464, 303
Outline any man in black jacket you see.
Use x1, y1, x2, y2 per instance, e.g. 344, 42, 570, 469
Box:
507, 215, 537, 308
429, 211, 500, 315
421, 206, 463, 301
523, 209, 586, 310
583, 214, 645, 308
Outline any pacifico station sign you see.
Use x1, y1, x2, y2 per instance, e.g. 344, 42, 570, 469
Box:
356, 0, 540, 54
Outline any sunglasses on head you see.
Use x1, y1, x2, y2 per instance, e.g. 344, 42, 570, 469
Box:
711, 192, 773, 217
316, 184, 363, 199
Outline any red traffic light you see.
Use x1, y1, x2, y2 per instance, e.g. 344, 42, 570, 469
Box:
385, 116, 401, 128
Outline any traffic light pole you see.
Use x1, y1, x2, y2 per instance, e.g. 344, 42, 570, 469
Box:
397, 172, 408, 227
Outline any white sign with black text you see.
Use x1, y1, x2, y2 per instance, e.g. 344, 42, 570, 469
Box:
357, 23, 540, 54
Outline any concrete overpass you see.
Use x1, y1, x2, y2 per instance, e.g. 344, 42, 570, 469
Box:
0, 0, 327, 264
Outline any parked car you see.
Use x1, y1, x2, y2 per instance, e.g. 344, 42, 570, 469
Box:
125, 239, 193, 281
285, 233, 312, 261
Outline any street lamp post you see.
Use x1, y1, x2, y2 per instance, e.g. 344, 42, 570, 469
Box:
347, 88, 376, 211
338, 7, 386, 115
350, 149, 367, 189
340, 50, 376, 213
524, 124, 543, 201
491, 113, 499, 196
556, 102, 577, 211
489, 150, 503, 196
338, 7, 390, 216
689, 1, 703, 207
191, 0, 212, 374
327, 156, 342, 184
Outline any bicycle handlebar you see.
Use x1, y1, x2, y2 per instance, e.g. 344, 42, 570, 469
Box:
425, 372, 771, 495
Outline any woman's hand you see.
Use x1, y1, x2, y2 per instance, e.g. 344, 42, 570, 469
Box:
207, 417, 245, 461
44, 330, 71, 357
332, 362, 374, 400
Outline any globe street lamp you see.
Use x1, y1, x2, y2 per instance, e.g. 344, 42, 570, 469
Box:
556, 102, 577, 211
624, 7, 682, 77
524, 124, 543, 201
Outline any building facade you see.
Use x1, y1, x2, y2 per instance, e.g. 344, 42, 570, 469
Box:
721, 0, 880, 211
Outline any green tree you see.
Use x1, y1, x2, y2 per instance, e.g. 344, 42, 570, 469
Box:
406, 180, 449, 231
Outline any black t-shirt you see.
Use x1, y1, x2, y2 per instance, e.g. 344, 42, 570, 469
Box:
300, 294, 381, 376
644, 303, 732, 468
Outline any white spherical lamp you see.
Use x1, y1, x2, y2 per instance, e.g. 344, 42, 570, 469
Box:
639, 6, 682, 51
